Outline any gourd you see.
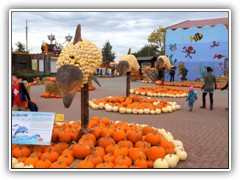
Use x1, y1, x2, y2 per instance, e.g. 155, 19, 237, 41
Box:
153, 158, 169, 168
164, 154, 178, 168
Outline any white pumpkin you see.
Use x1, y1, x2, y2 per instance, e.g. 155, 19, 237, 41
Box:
176, 149, 188, 161
130, 89, 134, 93
157, 93, 161, 97
99, 102, 104, 109
161, 94, 166, 97
132, 109, 138, 114
105, 105, 112, 112
153, 93, 157, 97
153, 158, 169, 168
175, 105, 181, 110
158, 128, 166, 134
150, 110, 156, 114
172, 154, 180, 163
12, 157, 18, 167
144, 108, 150, 114
174, 145, 184, 153
137, 109, 144, 114
92, 104, 99, 110
153, 102, 159, 106
112, 106, 119, 112
126, 108, 132, 114
173, 140, 183, 147
162, 107, 168, 113
172, 105, 176, 111
141, 92, 146, 96
13, 162, 25, 168
155, 108, 161, 114
119, 107, 126, 114
164, 154, 178, 168
167, 106, 173, 112
173, 95, 176, 98
135, 91, 139, 95
24, 164, 34, 168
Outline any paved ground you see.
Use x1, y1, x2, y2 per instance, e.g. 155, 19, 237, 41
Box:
29, 77, 229, 169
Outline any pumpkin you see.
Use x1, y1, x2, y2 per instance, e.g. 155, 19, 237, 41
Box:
164, 154, 178, 168
72, 142, 92, 159
119, 107, 126, 114
35, 158, 52, 168
135, 157, 148, 168
176, 149, 188, 161
146, 146, 166, 161
49, 161, 68, 168
12, 157, 18, 167
153, 158, 169, 168
77, 158, 94, 168
24, 164, 34, 168
13, 162, 25, 168
173, 140, 183, 147
57, 154, 74, 166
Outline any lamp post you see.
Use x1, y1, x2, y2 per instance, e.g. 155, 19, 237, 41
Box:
47, 33, 55, 44
65, 33, 72, 42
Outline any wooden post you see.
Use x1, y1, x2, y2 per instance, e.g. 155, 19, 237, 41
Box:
126, 72, 131, 97
81, 83, 89, 131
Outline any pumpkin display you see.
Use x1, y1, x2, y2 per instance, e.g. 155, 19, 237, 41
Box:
11, 116, 187, 169
131, 86, 188, 98
89, 94, 181, 115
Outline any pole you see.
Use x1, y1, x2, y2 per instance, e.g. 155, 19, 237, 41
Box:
26, 21, 28, 52
126, 72, 131, 97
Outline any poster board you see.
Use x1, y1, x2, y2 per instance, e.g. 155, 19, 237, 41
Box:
12, 111, 55, 145
39, 59, 44, 72
31, 59, 38, 70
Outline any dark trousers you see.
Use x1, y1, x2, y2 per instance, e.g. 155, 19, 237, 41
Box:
158, 68, 163, 81
170, 74, 175, 82
202, 92, 213, 105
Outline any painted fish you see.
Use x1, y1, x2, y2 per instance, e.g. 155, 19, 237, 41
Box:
210, 41, 220, 48
13, 126, 28, 137
213, 54, 225, 59
169, 43, 177, 51
190, 33, 203, 42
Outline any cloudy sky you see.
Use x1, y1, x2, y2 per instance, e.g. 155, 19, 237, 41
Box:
11, 10, 228, 61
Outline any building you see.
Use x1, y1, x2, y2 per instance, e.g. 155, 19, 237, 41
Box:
137, 56, 157, 75
165, 17, 229, 80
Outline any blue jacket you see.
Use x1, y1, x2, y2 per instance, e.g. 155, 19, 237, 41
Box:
186, 91, 197, 102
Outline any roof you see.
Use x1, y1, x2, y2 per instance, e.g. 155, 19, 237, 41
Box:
167, 17, 228, 30
137, 56, 157, 61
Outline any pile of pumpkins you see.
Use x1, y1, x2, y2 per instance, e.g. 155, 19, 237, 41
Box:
89, 94, 181, 114
12, 117, 187, 169
130, 86, 188, 98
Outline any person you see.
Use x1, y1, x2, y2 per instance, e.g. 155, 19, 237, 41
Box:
169, 66, 176, 82
186, 86, 197, 111
200, 67, 217, 110
221, 82, 229, 110
12, 73, 31, 111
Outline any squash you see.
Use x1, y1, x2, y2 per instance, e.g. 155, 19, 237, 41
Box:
119, 107, 126, 114
153, 158, 169, 168
164, 154, 178, 168
176, 149, 188, 161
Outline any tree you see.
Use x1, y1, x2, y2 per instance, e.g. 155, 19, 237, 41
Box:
102, 41, 116, 66
148, 26, 166, 54
132, 44, 160, 57
14, 41, 26, 53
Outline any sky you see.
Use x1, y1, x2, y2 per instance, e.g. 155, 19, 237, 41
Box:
11, 10, 228, 61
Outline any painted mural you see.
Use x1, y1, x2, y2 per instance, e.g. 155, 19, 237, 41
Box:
165, 24, 228, 81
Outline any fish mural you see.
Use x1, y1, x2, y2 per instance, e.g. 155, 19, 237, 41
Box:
210, 41, 220, 48
13, 126, 28, 137
182, 46, 196, 59
213, 54, 225, 59
169, 43, 177, 51
190, 33, 203, 42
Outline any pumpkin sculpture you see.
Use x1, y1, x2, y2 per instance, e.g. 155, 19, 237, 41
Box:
56, 24, 102, 136
117, 48, 140, 97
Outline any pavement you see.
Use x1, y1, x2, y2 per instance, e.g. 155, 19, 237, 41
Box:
29, 76, 229, 169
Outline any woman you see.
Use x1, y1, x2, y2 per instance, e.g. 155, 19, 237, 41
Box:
200, 67, 217, 110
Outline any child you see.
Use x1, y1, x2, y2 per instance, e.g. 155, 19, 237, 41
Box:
186, 86, 197, 111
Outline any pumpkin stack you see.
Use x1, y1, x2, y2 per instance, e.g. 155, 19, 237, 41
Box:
11, 116, 187, 169
89, 94, 181, 114
130, 86, 188, 98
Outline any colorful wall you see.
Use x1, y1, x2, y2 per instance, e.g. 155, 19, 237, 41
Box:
165, 24, 229, 81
